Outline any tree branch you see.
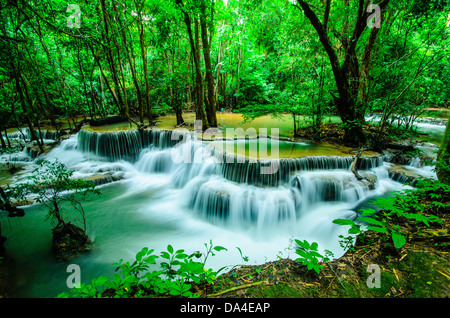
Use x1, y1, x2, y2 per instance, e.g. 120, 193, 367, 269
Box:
295, 1, 342, 79
0, 34, 27, 43
323, 0, 331, 31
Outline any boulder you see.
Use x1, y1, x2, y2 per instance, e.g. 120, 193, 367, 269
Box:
52, 222, 92, 262
359, 171, 378, 190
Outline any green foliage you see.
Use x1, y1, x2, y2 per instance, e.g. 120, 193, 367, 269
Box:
293, 239, 333, 275
334, 178, 447, 250
0, 0, 448, 145
236, 246, 249, 264
58, 241, 229, 298
8, 160, 100, 230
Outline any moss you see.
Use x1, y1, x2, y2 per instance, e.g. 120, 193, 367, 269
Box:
398, 252, 450, 297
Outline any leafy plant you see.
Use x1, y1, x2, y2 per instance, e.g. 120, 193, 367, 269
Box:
236, 246, 249, 264
333, 179, 446, 250
334, 209, 407, 249
293, 239, 333, 274
58, 241, 230, 298
9, 160, 100, 231
159, 244, 190, 278
113, 247, 159, 278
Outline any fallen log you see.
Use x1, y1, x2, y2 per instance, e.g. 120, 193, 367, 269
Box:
350, 148, 364, 181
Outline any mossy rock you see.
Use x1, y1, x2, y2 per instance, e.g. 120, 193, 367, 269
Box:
52, 222, 92, 262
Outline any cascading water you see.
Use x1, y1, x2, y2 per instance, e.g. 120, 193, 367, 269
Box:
64, 129, 400, 247
2, 128, 60, 142
1, 125, 438, 297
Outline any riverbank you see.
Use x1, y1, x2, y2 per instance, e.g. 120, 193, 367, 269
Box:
202, 174, 450, 298
207, 211, 449, 298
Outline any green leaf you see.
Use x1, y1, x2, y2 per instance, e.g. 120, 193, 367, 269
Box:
333, 219, 356, 226
360, 208, 377, 216
91, 276, 110, 287
295, 250, 308, 259
160, 251, 171, 259
213, 246, 228, 252
367, 225, 388, 233
167, 245, 174, 254
294, 239, 303, 247
348, 225, 362, 234
145, 255, 159, 264
391, 231, 406, 249
302, 240, 310, 250
313, 264, 322, 275
357, 216, 384, 226
310, 251, 323, 258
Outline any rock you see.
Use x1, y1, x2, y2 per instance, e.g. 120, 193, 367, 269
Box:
52, 222, 92, 262
387, 164, 421, 185
25, 143, 41, 159
359, 171, 378, 190
81, 172, 125, 186
111, 172, 125, 182
84, 173, 114, 186
383, 142, 416, 152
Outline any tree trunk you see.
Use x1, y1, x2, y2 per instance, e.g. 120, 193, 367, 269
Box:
134, 0, 153, 124
294, 0, 390, 147
89, 42, 122, 114
12, 67, 43, 152
200, 0, 217, 127
175, 0, 208, 131
75, 39, 93, 121
112, 0, 143, 123
32, 18, 59, 130
174, 91, 185, 126
194, 18, 208, 130
99, 0, 125, 117
0, 128, 6, 149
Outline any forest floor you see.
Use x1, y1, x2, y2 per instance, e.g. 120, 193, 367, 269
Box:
201, 214, 449, 299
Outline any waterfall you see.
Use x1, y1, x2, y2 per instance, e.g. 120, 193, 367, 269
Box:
2, 128, 59, 142
136, 149, 175, 173
69, 129, 393, 235
77, 129, 190, 162
3, 119, 445, 298
215, 152, 383, 187
291, 171, 373, 207
5, 127, 411, 256
185, 177, 300, 235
